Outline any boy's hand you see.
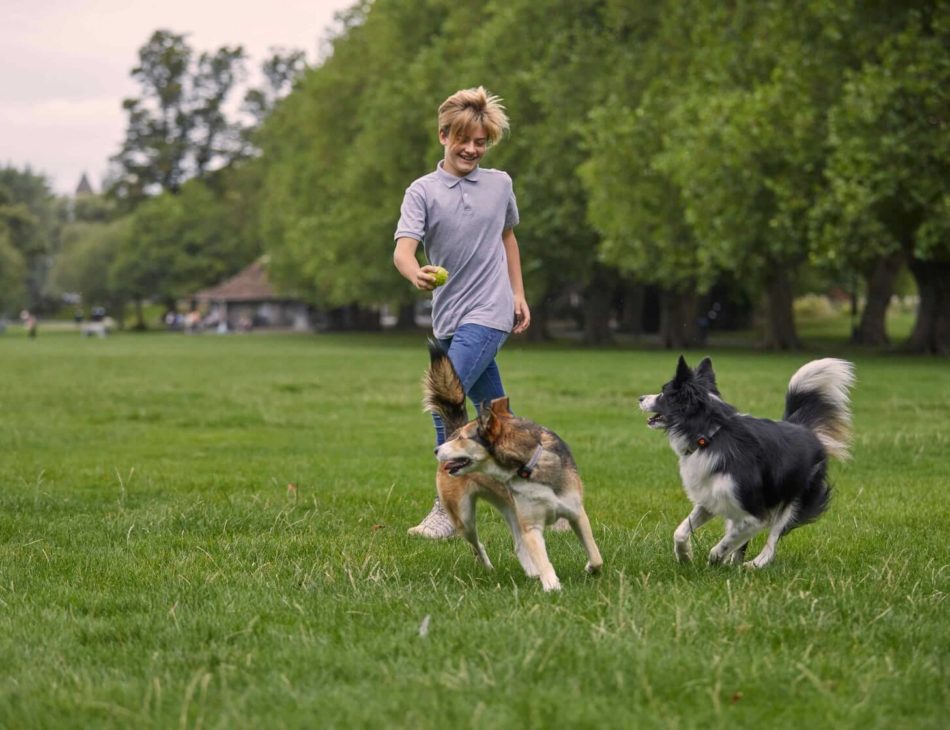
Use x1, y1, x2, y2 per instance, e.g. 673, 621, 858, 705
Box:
513, 295, 531, 334
413, 265, 440, 291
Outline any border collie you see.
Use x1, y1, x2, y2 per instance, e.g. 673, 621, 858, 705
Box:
639, 356, 855, 568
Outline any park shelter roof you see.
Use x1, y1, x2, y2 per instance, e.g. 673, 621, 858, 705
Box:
192, 259, 285, 303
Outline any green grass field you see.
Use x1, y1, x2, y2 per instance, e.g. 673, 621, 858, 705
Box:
1, 331, 947, 729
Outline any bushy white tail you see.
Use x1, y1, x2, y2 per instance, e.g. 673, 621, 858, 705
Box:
785, 358, 856, 460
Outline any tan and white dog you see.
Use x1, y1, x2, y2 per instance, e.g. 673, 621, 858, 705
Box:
423, 339, 602, 591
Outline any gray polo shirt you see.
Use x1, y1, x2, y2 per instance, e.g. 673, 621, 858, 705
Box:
395, 161, 519, 339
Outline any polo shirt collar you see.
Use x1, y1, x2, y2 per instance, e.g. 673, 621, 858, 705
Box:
436, 160, 481, 188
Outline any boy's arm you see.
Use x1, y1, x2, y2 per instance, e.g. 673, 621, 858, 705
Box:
394, 237, 439, 290
502, 227, 531, 334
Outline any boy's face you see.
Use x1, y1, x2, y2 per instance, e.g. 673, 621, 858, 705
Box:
440, 123, 488, 177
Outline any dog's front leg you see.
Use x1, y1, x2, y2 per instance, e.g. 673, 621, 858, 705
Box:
674, 506, 713, 563
520, 525, 560, 591
457, 494, 493, 570
499, 505, 538, 577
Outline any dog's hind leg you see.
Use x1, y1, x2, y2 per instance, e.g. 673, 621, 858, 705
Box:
745, 504, 796, 569
724, 538, 749, 566
569, 506, 603, 575
520, 524, 560, 591
708, 516, 762, 566
674, 506, 713, 563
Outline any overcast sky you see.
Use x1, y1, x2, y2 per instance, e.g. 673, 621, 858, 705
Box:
1, 0, 356, 196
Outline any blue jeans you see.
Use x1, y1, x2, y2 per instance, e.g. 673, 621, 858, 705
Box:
432, 323, 509, 447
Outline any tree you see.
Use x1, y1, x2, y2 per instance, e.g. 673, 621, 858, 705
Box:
0, 166, 59, 312
242, 48, 309, 127
50, 219, 131, 323
109, 30, 246, 204
0, 229, 26, 314
582, 1, 715, 347
820, 5, 950, 354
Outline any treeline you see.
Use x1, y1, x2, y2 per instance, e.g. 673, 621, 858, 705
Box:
2, 1, 947, 351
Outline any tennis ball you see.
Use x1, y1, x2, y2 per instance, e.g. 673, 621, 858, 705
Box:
431, 266, 449, 287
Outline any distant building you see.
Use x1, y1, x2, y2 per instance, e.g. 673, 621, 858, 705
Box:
75, 173, 94, 196
189, 258, 312, 331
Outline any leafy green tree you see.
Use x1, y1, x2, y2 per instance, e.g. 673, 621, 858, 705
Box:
50, 219, 131, 323
820, 5, 950, 354
0, 229, 26, 314
258, 0, 452, 317
582, 1, 712, 347
242, 49, 309, 127
110, 171, 262, 327
0, 166, 59, 312
110, 30, 246, 204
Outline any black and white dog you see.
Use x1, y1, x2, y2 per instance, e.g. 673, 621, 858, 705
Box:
639, 356, 855, 568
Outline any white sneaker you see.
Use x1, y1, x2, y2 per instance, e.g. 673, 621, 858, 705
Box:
407, 498, 456, 539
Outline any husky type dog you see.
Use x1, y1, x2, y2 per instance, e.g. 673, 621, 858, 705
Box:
423, 340, 602, 591
639, 356, 855, 568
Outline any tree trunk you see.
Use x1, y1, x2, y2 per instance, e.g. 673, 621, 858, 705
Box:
618, 281, 645, 336
659, 288, 700, 349
853, 250, 904, 346
905, 258, 950, 355
762, 267, 800, 350
583, 264, 614, 345
524, 290, 553, 342
393, 302, 417, 330
132, 299, 146, 331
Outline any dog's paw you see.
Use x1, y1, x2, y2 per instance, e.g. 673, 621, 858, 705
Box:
674, 540, 693, 563
585, 561, 603, 575
540, 576, 562, 592
725, 551, 745, 567
707, 547, 727, 565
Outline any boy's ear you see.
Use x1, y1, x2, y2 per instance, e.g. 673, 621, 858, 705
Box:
675, 355, 692, 385
694, 357, 719, 393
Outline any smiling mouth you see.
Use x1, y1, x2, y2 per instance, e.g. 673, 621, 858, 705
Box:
442, 457, 472, 475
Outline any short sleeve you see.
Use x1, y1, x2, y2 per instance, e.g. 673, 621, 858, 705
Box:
395, 184, 427, 241
504, 177, 519, 229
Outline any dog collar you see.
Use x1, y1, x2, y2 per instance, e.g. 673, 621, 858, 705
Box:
685, 423, 722, 455
516, 445, 544, 479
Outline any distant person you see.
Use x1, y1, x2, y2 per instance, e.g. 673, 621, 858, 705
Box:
393, 86, 530, 538
20, 309, 37, 339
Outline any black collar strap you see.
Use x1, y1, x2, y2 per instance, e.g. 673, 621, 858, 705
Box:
516, 445, 544, 479
685, 423, 722, 455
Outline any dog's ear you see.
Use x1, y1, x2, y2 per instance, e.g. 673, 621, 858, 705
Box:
477, 399, 507, 443
489, 396, 511, 416
675, 355, 692, 385
694, 357, 719, 393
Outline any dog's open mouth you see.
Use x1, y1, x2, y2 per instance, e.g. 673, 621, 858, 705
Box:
442, 457, 472, 475
647, 414, 666, 429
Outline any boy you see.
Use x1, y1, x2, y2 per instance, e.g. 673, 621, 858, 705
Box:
393, 86, 530, 538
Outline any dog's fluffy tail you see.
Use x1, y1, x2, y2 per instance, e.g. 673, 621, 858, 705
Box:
422, 338, 468, 434
784, 358, 856, 460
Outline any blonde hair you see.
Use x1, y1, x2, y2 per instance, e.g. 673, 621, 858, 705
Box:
438, 86, 509, 145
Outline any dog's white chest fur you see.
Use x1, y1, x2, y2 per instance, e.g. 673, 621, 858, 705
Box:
508, 479, 581, 524
678, 450, 744, 520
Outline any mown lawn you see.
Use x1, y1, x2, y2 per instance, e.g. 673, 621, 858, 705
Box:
0, 331, 947, 729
